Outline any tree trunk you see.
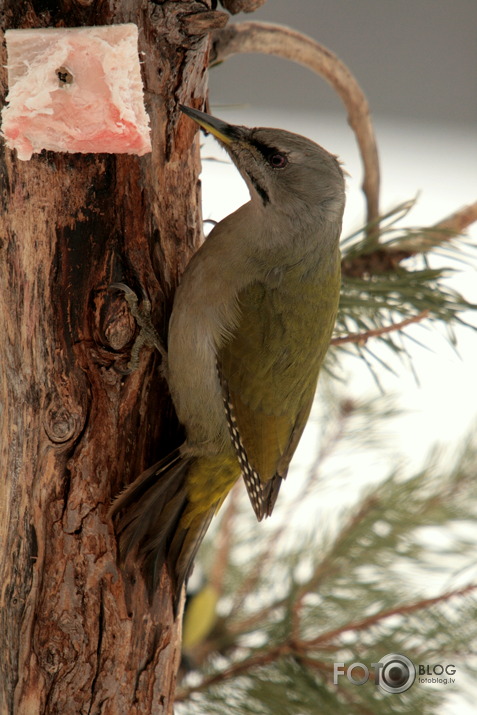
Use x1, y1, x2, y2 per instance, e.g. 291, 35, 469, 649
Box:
0, 1, 226, 712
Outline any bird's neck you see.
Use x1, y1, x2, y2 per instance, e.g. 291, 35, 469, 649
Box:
245, 197, 341, 273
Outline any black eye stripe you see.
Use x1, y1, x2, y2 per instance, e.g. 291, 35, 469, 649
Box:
249, 138, 274, 155
250, 139, 282, 160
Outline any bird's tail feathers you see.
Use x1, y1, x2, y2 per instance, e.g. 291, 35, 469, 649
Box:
110, 450, 212, 612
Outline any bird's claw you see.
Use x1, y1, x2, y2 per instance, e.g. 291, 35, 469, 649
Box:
109, 282, 168, 371
109, 282, 137, 296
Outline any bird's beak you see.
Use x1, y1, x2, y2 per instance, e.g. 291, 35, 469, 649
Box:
179, 105, 240, 145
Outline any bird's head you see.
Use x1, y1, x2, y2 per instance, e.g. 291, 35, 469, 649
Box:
180, 105, 345, 226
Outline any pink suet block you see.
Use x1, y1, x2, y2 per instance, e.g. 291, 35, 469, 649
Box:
1, 24, 152, 160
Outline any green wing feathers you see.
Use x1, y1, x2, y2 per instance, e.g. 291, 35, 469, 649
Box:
219, 265, 340, 518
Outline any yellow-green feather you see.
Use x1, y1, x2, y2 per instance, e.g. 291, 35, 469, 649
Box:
219, 252, 340, 485
185, 455, 241, 525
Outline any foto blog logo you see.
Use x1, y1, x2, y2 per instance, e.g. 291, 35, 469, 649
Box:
333, 653, 456, 694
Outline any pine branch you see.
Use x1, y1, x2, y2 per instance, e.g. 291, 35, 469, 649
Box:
175, 643, 293, 701
304, 584, 477, 648
330, 198, 477, 378
177, 422, 477, 713
331, 309, 429, 345
342, 199, 477, 278
177, 585, 476, 701
392, 200, 477, 255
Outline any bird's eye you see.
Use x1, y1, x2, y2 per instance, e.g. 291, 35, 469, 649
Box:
268, 152, 288, 169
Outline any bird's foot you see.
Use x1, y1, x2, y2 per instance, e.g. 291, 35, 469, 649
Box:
109, 283, 168, 373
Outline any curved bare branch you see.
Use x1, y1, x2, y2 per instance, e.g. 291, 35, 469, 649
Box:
211, 21, 381, 229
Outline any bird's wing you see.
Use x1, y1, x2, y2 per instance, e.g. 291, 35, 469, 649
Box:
217, 279, 329, 520
219, 373, 314, 520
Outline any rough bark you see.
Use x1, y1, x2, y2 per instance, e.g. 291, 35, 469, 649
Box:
0, 1, 225, 712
